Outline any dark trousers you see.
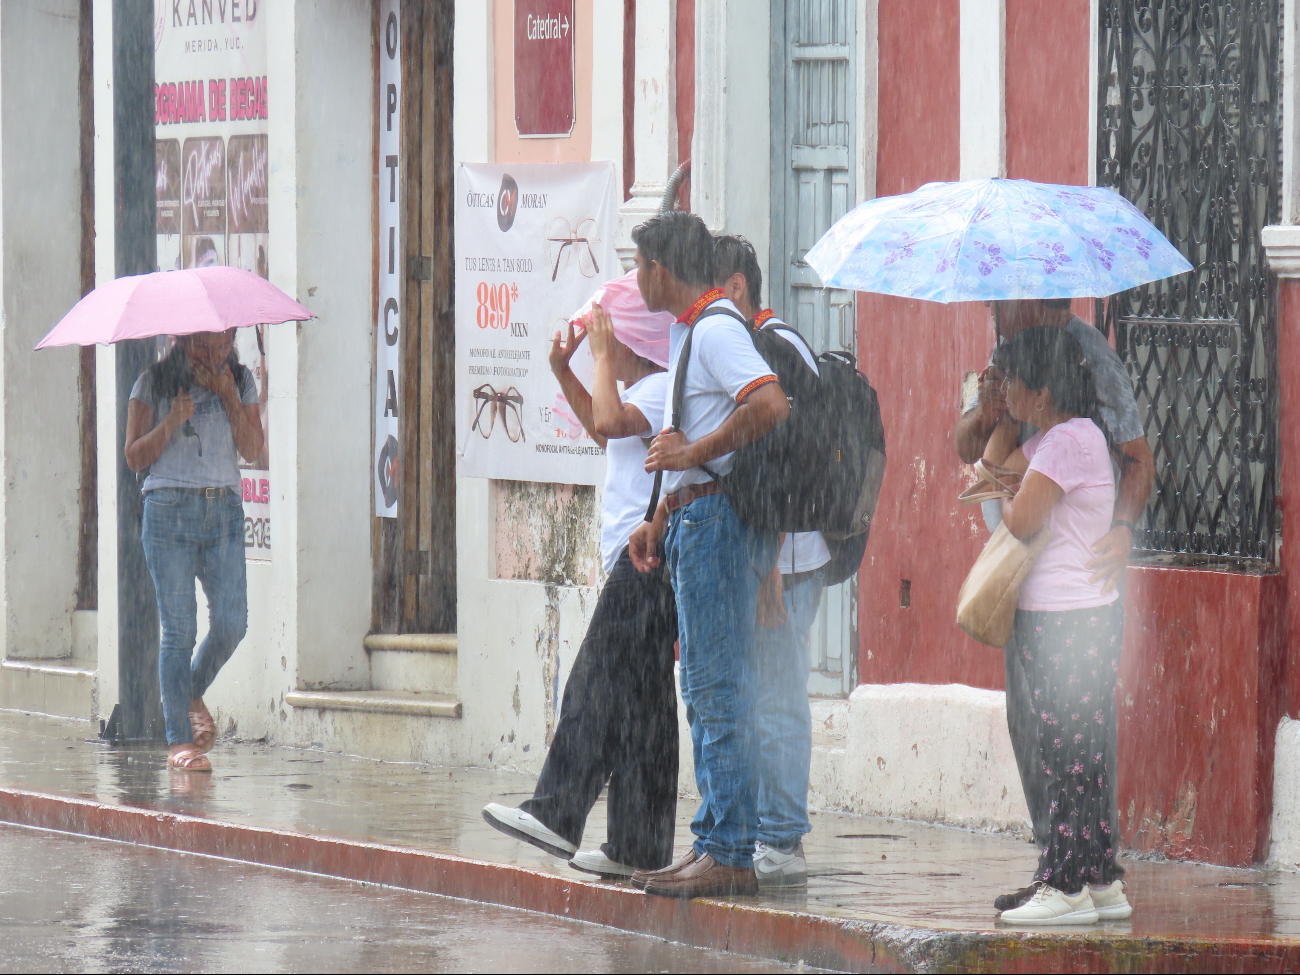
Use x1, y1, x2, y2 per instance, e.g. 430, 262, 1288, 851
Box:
519, 549, 679, 870
1005, 602, 1123, 863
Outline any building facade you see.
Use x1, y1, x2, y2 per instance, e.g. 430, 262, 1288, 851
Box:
3, 0, 1300, 869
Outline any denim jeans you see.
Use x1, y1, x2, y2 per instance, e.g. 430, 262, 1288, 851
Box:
754, 569, 824, 850
665, 493, 778, 868
141, 488, 249, 745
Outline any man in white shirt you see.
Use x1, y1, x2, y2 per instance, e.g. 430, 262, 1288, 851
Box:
626, 212, 790, 898
712, 235, 827, 889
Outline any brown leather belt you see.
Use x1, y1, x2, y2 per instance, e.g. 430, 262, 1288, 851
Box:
664, 481, 723, 513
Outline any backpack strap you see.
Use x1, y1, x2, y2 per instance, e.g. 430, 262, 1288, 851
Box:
760, 317, 819, 366
643, 304, 748, 521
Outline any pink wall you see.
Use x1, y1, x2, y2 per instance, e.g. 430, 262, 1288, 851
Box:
493, 0, 595, 164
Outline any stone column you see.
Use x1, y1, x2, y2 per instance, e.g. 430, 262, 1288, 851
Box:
615, 0, 677, 269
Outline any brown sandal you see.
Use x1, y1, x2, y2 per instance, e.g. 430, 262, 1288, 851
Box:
190, 704, 216, 753
168, 747, 212, 772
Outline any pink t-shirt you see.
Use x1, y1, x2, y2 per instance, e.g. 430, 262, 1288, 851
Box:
1017, 417, 1118, 612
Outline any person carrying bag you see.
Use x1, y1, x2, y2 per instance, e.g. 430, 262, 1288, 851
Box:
964, 326, 1132, 927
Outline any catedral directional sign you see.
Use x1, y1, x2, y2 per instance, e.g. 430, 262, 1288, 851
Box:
514, 0, 575, 137
454, 162, 619, 485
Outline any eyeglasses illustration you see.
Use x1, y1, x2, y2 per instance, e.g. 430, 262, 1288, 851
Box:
545, 217, 601, 282
471, 384, 526, 443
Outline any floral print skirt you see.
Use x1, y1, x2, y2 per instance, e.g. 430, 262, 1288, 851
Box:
1014, 602, 1124, 893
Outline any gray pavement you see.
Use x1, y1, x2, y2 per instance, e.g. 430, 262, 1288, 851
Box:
0, 823, 810, 973
3, 711, 1300, 942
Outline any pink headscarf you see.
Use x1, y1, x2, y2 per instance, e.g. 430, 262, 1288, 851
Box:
569, 269, 673, 368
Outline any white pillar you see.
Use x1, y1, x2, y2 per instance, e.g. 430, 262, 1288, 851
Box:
615, 0, 677, 268
959, 0, 1006, 181
690, 0, 770, 265
0, 0, 82, 660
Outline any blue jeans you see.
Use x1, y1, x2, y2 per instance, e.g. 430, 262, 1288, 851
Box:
665, 493, 778, 868
141, 488, 249, 745
754, 569, 824, 850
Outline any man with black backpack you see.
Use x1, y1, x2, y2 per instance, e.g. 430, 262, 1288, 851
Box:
713, 235, 824, 889
626, 212, 790, 898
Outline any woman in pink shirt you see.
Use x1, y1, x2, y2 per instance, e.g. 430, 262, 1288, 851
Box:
983, 326, 1131, 926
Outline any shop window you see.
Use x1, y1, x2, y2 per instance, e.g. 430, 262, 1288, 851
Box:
1097, 0, 1280, 568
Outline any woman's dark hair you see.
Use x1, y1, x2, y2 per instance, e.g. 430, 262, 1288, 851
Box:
713, 234, 762, 309
630, 211, 714, 288
149, 333, 250, 400
995, 326, 1115, 449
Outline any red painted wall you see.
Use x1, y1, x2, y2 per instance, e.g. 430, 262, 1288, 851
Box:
1004, 0, 1090, 186
859, 0, 997, 687
1119, 568, 1285, 865
857, 0, 1288, 864
1279, 279, 1300, 721
675, 0, 695, 210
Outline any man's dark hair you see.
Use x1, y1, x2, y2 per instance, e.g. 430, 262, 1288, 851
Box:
713, 235, 762, 309
630, 211, 714, 288
1042, 297, 1072, 311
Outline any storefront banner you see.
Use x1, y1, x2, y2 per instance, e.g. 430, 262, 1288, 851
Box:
455, 162, 620, 485
154, 0, 271, 560
374, 0, 401, 517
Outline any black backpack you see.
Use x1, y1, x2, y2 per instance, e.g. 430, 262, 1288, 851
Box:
647, 306, 887, 574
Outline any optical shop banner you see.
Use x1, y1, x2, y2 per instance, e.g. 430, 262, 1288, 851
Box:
154, 0, 272, 560
455, 162, 620, 484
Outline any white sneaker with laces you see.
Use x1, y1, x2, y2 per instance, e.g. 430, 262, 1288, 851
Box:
481, 803, 576, 859
1088, 880, 1133, 920
568, 849, 636, 878
999, 883, 1098, 925
753, 841, 807, 888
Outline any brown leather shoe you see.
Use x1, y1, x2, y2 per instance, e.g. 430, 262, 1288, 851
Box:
643, 853, 758, 899
630, 848, 698, 889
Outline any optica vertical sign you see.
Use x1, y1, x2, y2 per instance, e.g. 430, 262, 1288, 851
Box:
375, 0, 402, 517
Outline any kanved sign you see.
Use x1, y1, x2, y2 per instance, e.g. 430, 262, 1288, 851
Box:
514, 0, 574, 137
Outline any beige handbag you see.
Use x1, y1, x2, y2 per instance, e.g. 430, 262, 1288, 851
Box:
956, 460, 1051, 647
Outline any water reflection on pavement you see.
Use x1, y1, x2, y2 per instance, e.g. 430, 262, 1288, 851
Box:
0, 824, 811, 974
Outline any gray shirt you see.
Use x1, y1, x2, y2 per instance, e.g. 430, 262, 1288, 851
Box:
130, 367, 259, 492
964, 317, 1144, 530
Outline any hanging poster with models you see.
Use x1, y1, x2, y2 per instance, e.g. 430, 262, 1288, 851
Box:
154, 0, 271, 561
454, 162, 620, 485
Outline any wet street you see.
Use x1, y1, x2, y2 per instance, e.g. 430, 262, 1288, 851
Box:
0, 824, 807, 973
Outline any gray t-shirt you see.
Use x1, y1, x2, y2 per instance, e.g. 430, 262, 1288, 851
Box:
964, 317, 1144, 530
130, 367, 259, 492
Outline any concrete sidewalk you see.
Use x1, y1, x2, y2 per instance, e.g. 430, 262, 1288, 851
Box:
1, 710, 1298, 973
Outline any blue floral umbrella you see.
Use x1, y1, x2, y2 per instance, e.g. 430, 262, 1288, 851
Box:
803, 178, 1193, 302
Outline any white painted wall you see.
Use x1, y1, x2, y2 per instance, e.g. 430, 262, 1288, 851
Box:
691, 0, 771, 271
811, 683, 1031, 833
958, 0, 1006, 181
0, 0, 82, 661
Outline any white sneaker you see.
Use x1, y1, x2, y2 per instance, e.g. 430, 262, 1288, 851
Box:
481, 803, 576, 859
1088, 880, 1133, 920
753, 841, 807, 888
568, 849, 636, 878
999, 883, 1098, 925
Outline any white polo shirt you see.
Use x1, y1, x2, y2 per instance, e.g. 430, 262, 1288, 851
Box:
754, 310, 832, 575
661, 291, 777, 495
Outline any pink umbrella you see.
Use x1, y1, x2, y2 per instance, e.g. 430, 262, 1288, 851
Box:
35, 266, 315, 350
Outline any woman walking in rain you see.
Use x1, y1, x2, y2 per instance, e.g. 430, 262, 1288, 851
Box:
482, 295, 679, 878
981, 326, 1132, 925
124, 330, 263, 772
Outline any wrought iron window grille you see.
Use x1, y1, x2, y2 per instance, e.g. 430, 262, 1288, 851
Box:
1096, 0, 1281, 569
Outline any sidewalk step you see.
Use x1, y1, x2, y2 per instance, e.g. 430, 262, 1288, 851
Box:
0, 659, 95, 720
284, 689, 462, 719
364, 633, 457, 695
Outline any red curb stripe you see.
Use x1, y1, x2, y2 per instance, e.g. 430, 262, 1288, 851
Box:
4, 787, 1300, 973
